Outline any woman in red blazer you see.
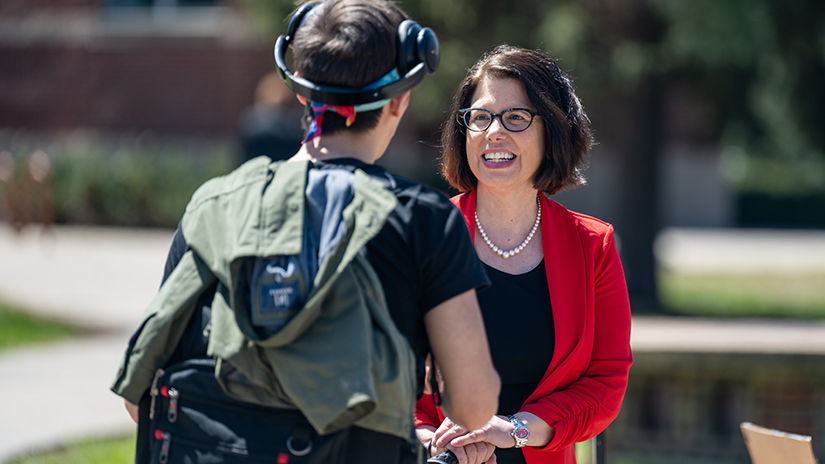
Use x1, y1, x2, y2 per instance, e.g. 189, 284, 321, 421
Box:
415, 46, 633, 464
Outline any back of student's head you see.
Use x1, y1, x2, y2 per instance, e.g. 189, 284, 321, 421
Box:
291, 0, 409, 135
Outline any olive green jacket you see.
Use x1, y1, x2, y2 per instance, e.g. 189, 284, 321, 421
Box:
111, 158, 417, 441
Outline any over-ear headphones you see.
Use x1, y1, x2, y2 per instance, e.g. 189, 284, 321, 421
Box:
274, 3, 440, 107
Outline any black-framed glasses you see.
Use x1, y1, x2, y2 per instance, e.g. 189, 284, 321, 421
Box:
458, 108, 539, 132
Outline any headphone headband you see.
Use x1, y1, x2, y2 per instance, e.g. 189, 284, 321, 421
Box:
273, 3, 439, 107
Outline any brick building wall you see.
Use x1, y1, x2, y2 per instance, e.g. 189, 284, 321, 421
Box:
0, 42, 275, 135
0, 1, 276, 137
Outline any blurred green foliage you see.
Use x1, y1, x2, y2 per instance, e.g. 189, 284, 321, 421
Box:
0, 131, 235, 229
240, 0, 825, 196
53, 150, 233, 228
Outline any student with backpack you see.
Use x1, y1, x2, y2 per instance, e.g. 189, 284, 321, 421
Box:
110, 1, 500, 463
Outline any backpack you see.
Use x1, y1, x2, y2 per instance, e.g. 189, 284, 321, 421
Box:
113, 159, 422, 464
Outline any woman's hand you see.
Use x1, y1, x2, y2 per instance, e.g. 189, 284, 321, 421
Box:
450, 413, 555, 450
431, 417, 467, 453
416, 424, 439, 455
448, 415, 516, 450
425, 418, 498, 464
446, 441, 497, 464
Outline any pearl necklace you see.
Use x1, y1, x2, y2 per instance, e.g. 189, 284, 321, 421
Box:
475, 196, 541, 259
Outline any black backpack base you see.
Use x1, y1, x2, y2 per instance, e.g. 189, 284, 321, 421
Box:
135, 358, 420, 464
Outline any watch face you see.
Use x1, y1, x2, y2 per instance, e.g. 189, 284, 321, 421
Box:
514, 427, 529, 440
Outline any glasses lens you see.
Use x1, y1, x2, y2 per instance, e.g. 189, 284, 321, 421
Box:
461, 109, 535, 132
464, 109, 492, 132
501, 109, 533, 131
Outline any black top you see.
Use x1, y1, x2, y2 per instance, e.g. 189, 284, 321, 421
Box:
476, 260, 554, 464
162, 158, 490, 363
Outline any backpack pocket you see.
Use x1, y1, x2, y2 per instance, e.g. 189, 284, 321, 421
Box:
148, 359, 348, 464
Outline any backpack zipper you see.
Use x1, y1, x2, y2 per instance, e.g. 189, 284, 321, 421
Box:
157, 385, 180, 423
149, 368, 165, 421
154, 430, 171, 464
167, 388, 179, 423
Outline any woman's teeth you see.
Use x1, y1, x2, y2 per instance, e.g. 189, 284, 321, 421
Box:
483, 152, 514, 162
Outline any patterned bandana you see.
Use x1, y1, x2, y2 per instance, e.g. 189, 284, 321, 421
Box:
299, 68, 402, 144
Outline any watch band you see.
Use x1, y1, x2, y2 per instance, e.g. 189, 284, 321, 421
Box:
507, 414, 530, 448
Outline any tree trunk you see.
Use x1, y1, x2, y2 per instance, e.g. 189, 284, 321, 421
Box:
614, 75, 665, 314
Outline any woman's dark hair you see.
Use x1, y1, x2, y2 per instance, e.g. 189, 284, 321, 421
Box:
291, 0, 408, 136
441, 45, 593, 195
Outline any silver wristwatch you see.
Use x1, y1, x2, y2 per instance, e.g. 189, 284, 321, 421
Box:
507, 415, 530, 448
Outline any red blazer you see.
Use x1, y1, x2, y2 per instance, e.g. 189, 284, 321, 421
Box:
416, 190, 633, 464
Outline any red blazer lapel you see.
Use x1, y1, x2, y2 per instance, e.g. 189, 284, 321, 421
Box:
451, 190, 476, 242
536, 195, 588, 392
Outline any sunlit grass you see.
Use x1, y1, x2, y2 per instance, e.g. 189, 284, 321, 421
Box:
0, 299, 77, 352
8, 434, 135, 464
658, 270, 825, 319
575, 437, 595, 463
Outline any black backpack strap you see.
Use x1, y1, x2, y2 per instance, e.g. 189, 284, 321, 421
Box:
135, 390, 152, 464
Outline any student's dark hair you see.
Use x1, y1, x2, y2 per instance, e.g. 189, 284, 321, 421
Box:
441, 45, 593, 195
291, 0, 409, 136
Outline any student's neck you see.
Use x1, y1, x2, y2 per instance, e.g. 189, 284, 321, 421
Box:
293, 130, 384, 165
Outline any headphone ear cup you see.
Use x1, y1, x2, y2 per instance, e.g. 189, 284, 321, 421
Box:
416, 27, 440, 76
397, 19, 421, 76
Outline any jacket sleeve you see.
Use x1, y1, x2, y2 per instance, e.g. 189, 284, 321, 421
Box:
415, 394, 442, 429
521, 227, 633, 453
110, 250, 217, 404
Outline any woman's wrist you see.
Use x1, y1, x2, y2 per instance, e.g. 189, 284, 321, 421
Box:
416, 424, 437, 455
514, 411, 554, 448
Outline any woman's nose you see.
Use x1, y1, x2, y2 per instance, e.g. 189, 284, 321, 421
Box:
485, 117, 507, 140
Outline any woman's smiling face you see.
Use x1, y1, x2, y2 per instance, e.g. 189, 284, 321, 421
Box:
465, 76, 545, 193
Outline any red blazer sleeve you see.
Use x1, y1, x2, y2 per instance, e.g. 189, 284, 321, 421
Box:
521, 221, 632, 458
415, 394, 444, 429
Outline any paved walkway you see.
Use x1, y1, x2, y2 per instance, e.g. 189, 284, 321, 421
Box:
0, 225, 824, 462
0, 226, 173, 463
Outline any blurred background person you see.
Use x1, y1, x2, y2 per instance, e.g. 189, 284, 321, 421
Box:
0, 151, 19, 230
26, 150, 55, 232
238, 71, 304, 164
